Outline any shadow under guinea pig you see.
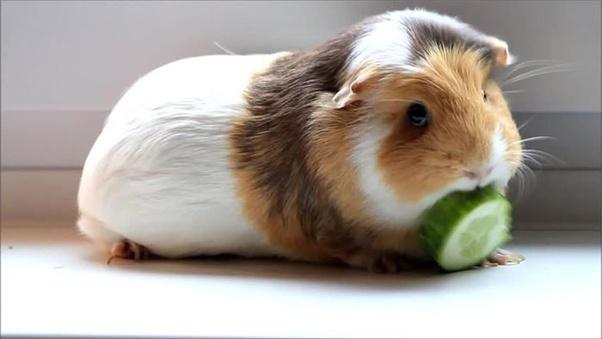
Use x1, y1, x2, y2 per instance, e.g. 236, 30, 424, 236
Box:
83, 248, 513, 292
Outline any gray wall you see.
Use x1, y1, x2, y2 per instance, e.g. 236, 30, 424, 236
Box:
1, 0, 601, 168
1, 1, 601, 113
1, 1, 600, 225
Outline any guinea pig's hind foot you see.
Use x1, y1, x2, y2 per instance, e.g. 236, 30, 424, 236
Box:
481, 248, 525, 267
345, 250, 416, 274
106, 240, 149, 264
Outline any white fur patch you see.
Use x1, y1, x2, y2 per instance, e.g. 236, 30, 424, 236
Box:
78, 54, 287, 258
347, 9, 471, 74
348, 13, 412, 73
350, 120, 448, 228
487, 126, 513, 189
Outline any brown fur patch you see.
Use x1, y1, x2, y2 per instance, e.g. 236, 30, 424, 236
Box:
229, 29, 376, 263
405, 15, 496, 66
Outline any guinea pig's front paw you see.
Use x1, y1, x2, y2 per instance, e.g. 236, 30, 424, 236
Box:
481, 248, 525, 267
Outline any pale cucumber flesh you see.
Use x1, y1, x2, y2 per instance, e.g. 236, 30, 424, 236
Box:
438, 200, 510, 271
418, 186, 512, 272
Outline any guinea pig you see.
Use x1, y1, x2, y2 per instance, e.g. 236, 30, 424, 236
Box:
77, 8, 524, 272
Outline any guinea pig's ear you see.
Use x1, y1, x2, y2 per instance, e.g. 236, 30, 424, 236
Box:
486, 36, 515, 67
332, 70, 376, 109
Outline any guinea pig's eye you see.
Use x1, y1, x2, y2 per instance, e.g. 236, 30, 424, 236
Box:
407, 103, 429, 128
482, 90, 488, 102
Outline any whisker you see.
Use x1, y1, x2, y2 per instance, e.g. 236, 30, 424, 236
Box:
510, 163, 531, 201
522, 149, 565, 165
503, 59, 560, 79
508, 135, 556, 146
213, 41, 237, 55
517, 116, 536, 131
503, 64, 575, 86
510, 148, 565, 168
510, 167, 522, 200
520, 135, 557, 143
504, 60, 567, 77
523, 164, 537, 193
504, 63, 573, 81
502, 89, 524, 95
520, 153, 543, 167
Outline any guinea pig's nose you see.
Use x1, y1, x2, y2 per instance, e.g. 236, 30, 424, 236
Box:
463, 166, 493, 182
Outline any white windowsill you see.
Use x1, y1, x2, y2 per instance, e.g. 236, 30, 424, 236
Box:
1, 223, 600, 338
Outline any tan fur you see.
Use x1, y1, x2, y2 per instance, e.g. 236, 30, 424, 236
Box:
367, 46, 520, 203
306, 94, 370, 226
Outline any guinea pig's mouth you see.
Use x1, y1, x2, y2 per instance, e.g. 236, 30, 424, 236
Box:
453, 165, 511, 193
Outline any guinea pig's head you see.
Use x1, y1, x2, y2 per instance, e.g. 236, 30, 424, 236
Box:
334, 9, 522, 213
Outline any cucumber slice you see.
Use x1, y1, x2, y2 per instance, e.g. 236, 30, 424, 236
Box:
418, 185, 512, 271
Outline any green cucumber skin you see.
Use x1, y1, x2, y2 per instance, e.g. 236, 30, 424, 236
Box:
418, 186, 512, 272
